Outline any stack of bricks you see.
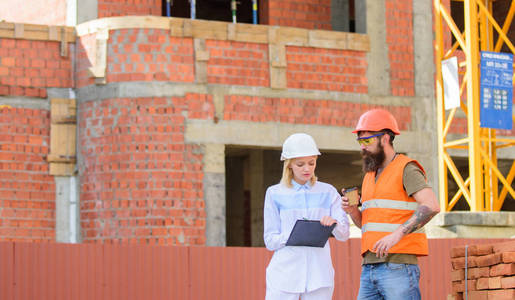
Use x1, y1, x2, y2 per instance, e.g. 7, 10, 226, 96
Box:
449, 240, 515, 300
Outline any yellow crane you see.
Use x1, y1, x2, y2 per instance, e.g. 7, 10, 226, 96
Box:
434, 0, 515, 212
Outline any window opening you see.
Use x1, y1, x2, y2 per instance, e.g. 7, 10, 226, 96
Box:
331, 0, 365, 33
162, 0, 255, 24
450, 0, 514, 53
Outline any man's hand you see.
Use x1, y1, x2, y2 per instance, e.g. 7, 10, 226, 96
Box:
372, 230, 404, 258
341, 188, 360, 214
341, 188, 362, 228
371, 187, 440, 258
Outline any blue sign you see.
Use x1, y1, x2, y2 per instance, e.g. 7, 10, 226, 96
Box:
480, 51, 513, 129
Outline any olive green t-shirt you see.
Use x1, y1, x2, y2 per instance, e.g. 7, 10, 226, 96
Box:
362, 162, 430, 265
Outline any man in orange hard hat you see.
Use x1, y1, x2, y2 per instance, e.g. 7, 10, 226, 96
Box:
342, 108, 440, 300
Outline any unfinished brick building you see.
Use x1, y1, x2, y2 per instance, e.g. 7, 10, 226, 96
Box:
0, 0, 513, 247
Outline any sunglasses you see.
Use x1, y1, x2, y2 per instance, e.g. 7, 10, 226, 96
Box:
356, 133, 385, 146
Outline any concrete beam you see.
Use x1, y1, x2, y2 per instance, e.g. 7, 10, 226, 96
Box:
47, 88, 76, 100
433, 212, 515, 226
0, 96, 49, 110
75, 82, 368, 104
77, 16, 369, 52
185, 119, 430, 155
427, 212, 515, 238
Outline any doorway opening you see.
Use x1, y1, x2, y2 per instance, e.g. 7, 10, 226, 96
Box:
225, 146, 363, 247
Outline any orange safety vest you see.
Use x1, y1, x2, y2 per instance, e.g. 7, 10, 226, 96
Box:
360, 154, 429, 256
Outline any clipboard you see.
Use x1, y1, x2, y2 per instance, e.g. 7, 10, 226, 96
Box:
285, 219, 336, 247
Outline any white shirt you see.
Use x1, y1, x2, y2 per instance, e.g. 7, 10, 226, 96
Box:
263, 180, 350, 293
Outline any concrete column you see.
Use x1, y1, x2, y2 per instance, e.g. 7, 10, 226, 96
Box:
331, 0, 350, 32
366, 0, 390, 96
406, 151, 438, 193
77, 0, 97, 24
55, 176, 80, 243
413, 0, 435, 99
412, 0, 438, 193
66, 0, 77, 26
48, 88, 80, 243
203, 144, 226, 246
249, 149, 265, 247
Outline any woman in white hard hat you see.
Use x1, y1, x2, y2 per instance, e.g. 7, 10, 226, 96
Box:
263, 133, 350, 300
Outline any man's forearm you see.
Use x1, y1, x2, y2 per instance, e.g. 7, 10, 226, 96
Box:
348, 209, 362, 229
401, 205, 438, 235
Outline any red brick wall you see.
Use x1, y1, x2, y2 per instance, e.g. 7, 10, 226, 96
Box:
207, 40, 269, 86
224, 95, 412, 130
0, 107, 55, 241
286, 46, 367, 93
0, 0, 67, 26
74, 27, 371, 246
78, 30, 195, 88
386, 0, 415, 96
268, 0, 332, 30
80, 29, 369, 92
108, 29, 195, 83
0, 39, 72, 98
76, 34, 98, 88
78, 95, 211, 245
98, 0, 161, 18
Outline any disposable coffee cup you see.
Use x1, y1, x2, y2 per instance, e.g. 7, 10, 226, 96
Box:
345, 187, 359, 206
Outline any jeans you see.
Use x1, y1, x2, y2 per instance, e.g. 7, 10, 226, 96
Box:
357, 263, 421, 300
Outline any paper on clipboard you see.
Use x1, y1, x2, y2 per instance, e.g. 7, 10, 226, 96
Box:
285, 219, 336, 247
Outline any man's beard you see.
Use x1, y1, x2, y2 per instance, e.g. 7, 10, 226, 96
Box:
361, 141, 385, 173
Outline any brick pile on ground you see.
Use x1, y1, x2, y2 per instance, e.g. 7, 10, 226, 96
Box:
449, 240, 515, 300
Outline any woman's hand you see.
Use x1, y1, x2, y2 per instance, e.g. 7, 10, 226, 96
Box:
320, 216, 337, 226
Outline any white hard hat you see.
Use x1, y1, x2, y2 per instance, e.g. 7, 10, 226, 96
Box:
280, 133, 321, 161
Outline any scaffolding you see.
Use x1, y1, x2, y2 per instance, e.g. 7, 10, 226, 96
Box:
434, 0, 515, 211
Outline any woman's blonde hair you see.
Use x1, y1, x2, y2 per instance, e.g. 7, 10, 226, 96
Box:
280, 158, 317, 188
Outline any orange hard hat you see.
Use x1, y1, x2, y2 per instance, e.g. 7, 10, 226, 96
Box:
352, 109, 400, 135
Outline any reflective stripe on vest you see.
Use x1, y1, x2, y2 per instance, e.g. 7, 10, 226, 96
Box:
360, 154, 429, 256
362, 199, 419, 211
362, 222, 425, 234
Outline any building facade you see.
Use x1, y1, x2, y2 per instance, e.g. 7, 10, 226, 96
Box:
0, 0, 512, 246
